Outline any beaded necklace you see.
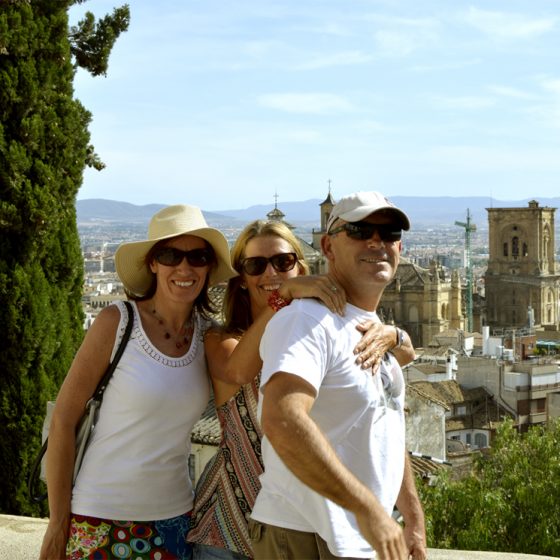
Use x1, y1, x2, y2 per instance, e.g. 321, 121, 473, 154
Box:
151, 308, 194, 349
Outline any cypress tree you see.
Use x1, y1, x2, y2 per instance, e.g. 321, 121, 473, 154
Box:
0, 0, 129, 515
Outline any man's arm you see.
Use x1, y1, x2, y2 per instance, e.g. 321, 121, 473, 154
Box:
395, 453, 427, 560
261, 372, 408, 560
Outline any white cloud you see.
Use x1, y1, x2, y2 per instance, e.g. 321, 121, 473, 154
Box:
292, 22, 352, 37
257, 93, 354, 114
411, 59, 481, 73
464, 7, 557, 40
296, 50, 373, 70
374, 30, 418, 56
540, 78, 560, 95
532, 77, 560, 128
365, 14, 439, 29
426, 144, 560, 170
434, 95, 496, 110
487, 85, 537, 100
242, 40, 283, 60
370, 15, 440, 57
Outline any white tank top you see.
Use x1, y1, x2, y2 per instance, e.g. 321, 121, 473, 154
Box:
71, 300, 211, 521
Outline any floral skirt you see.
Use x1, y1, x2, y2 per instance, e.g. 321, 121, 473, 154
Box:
66, 512, 192, 559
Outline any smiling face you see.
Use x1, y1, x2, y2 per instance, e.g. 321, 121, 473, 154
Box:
149, 234, 211, 306
322, 212, 402, 310
242, 235, 302, 318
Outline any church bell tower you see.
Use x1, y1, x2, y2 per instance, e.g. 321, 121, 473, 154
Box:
485, 200, 560, 329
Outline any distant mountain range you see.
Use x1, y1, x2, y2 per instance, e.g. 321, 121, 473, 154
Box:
76, 196, 560, 229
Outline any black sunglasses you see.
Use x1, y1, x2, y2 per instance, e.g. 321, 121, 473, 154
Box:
154, 247, 214, 267
328, 221, 402, 242
241, 252, 298, 276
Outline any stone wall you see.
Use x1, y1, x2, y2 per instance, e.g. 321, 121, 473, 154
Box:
1, 515, 558, 560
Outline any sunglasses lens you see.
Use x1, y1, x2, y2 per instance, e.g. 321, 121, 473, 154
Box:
242, 253, 298, 276
388, 232, 402, 242
155, 247, 213, 267
156, 248, 182, 266
345, 223, 401, 242
379, 226, 402, 242
186, 248, 213, 267
271, 253, 297, 272
242, 257, 267, 276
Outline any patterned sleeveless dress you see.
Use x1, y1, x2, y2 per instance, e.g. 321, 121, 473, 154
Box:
188, 375, 263, 558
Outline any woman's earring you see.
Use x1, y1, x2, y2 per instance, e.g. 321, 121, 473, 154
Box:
241, 283, 247, 290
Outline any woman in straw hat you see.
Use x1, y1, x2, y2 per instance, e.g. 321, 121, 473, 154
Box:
40, 204, 237, 560
188, 219, 415, 560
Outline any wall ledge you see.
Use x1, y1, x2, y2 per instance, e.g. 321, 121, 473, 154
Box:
0, 515, 557, 560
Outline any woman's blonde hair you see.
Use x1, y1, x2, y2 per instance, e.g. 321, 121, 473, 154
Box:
224, 220, 309, 334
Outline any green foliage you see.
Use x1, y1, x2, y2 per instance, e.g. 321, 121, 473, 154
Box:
69, 4, 130, 77
0, 1, 128, 515
419, 419, 560, 556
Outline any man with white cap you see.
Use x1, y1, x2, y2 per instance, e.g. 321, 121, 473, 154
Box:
249, 192, 427, 560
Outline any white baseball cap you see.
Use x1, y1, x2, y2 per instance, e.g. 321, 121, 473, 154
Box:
326, 191, 410, 232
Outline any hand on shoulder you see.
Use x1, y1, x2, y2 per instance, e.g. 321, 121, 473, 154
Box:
279, 274, 346, 315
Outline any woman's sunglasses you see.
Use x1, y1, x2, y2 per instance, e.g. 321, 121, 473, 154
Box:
154, 247, 214, 267
241, 252, 298, 276
328, 221, 402, 242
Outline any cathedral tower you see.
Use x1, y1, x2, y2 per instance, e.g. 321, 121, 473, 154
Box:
485, 200, 560, 329
312, 189, 335, 251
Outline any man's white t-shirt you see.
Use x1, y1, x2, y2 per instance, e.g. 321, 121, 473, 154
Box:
252, 299, 406, 558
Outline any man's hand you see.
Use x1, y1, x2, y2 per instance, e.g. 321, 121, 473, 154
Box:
403, 521, 428, 560
355, 507, 409, 560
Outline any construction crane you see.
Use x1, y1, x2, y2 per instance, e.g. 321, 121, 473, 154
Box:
455, 210, 477, 332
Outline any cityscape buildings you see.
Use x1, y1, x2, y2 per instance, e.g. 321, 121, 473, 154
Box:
78, 193, 560, 483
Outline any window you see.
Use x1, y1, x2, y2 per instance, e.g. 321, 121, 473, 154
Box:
503, 242, 508, 257
544, 227, 550, 260
532, 398, 546, 413
523, 243, 528, 257
512, 236, 519, 257
474, 433, 487, 448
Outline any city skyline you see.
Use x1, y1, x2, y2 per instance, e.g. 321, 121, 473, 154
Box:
71, 1, 560, 210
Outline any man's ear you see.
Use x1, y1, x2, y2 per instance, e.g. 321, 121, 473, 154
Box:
321, 234, 335, 261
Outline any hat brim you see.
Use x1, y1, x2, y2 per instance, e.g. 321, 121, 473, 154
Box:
337, 206, 410, 231
115, 227, 237, 296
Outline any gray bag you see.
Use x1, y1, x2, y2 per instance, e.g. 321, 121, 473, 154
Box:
40, 398, 102, 484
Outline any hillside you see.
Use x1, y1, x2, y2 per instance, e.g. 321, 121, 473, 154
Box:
76, 196, 560, 228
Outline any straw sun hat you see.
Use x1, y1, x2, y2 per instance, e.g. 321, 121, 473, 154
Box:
115, 204, 237, 296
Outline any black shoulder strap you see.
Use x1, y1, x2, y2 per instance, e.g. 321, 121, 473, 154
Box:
91, 300, 134, 402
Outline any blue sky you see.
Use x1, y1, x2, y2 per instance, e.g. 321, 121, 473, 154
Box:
71, 1, 560, 210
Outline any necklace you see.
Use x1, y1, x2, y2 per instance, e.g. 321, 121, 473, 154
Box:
151, 308, 195, 349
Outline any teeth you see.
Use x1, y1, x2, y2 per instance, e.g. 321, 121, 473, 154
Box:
262, 285, 281, 291
174, 280, 195, 287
